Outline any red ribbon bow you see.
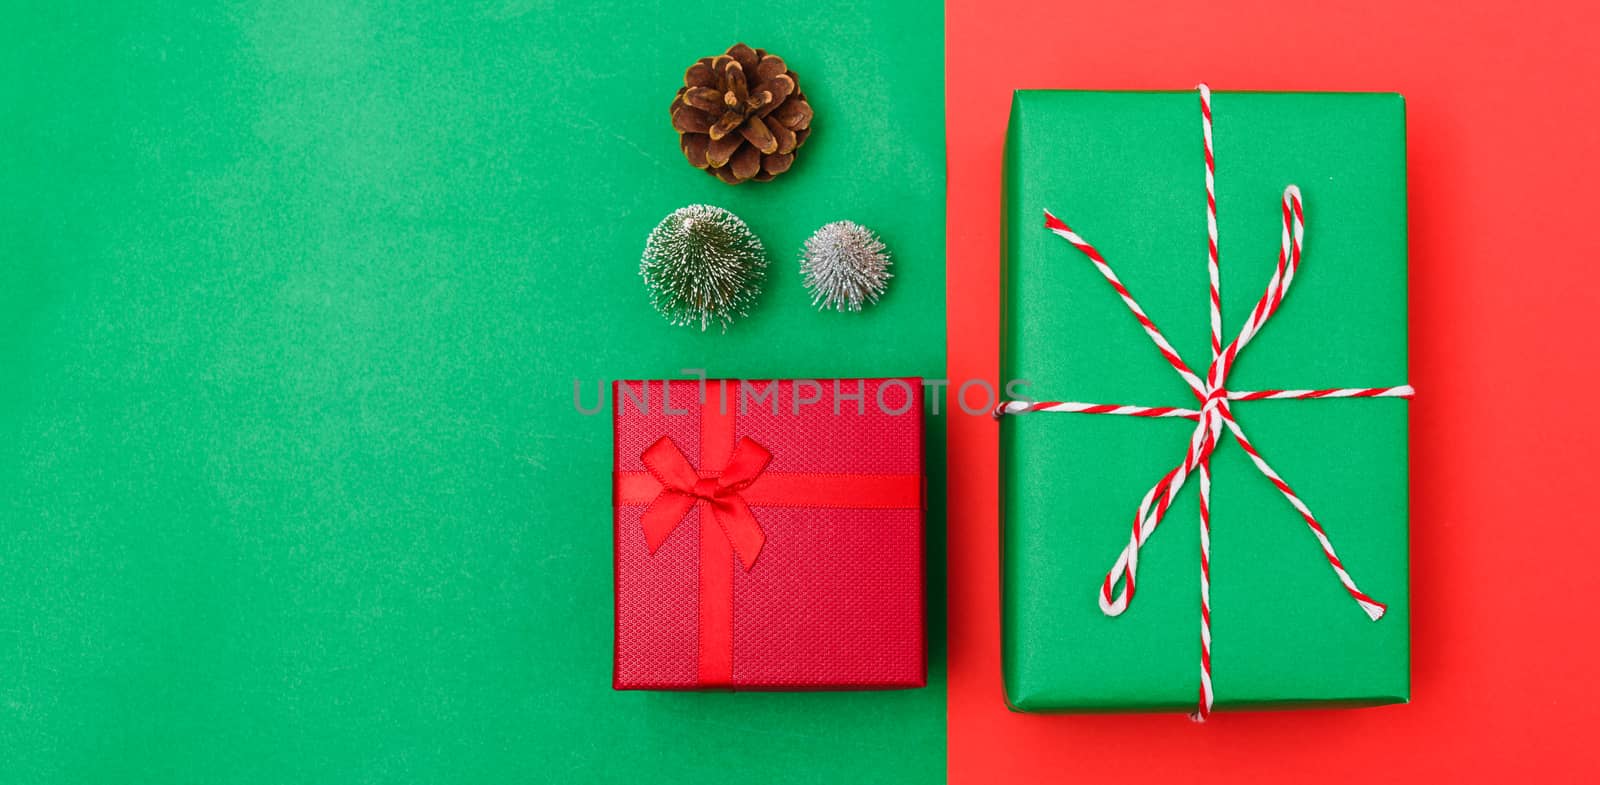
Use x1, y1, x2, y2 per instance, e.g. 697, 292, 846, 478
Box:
639, 435, 771, 571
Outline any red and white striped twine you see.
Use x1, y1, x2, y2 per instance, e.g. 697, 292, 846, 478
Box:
997, 84, 1412, 721
1198, 83, 1219, 722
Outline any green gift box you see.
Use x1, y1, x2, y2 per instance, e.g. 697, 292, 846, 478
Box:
1000, 89, 1411, 714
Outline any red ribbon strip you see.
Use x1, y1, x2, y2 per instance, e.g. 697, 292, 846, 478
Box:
614, 381, 922, 687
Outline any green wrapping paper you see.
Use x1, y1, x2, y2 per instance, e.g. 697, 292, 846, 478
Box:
1000, 90, 1410, 713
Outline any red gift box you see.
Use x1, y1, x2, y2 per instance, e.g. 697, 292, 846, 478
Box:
612, 378, 926, 690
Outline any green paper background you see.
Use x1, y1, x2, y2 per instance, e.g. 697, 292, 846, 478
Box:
1000, 91, 1409, 712
0, 2, 946, 782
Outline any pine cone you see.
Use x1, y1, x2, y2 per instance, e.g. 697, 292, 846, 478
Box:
670, 43, 813, 184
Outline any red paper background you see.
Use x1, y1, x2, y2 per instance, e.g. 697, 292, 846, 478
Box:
944, 1, 1600, 780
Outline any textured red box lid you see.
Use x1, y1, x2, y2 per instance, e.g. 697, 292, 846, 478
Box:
612, 378, 926, 690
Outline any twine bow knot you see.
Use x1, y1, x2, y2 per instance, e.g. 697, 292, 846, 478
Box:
1199, 385, 1228, 439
